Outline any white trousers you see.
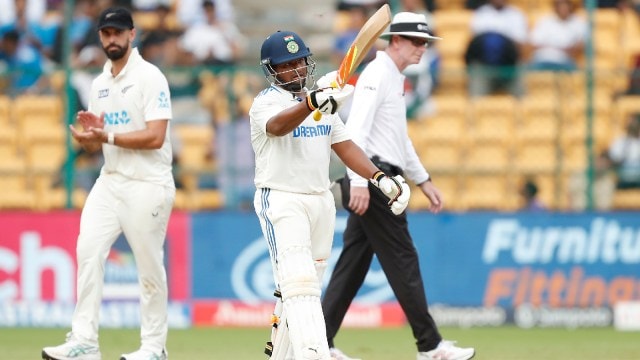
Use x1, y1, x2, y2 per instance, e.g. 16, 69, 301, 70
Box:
254, 188, 335, 281
254, 188, 335, 359
71, 173, 175, 353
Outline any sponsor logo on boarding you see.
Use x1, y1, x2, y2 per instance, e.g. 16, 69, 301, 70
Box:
481, 217, 640, 309
482, 217, 640, 265
229, 216, 394, 302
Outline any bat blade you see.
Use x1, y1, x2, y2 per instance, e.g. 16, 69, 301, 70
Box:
337, 45, 358, 86
313, 3, 391, 121
336, 3, 391, 87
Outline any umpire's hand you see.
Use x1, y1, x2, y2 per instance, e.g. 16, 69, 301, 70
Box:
419, 180, 443, 213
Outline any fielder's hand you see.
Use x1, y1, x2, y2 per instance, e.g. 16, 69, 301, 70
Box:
370, 172, 411, 215
306, 84, 354, 115
316, 70, 338, 89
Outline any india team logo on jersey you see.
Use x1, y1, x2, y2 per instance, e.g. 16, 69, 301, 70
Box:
158, 91, 170, 109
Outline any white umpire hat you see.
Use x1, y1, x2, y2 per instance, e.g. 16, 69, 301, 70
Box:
380, 12, 441, 41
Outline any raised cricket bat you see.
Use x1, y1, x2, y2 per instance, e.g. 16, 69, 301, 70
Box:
313, 3, 391, 121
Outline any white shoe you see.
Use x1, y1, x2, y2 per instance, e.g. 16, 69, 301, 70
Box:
120, 348, 168, 360
42, 332, 101, 360
330, 347, 361, 360
417, 340, 475, 360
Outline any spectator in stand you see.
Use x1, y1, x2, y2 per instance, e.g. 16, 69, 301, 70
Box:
465, 0, 528, 97
597, 0, 621, 7
215, 95, 255, 210
137, 3, 186, 67
619, 0, 640, 95
74, 0, 118, 57
0, 29, 44, 96
332, 5, 377, 75
528, 0, 587, 72
569, 114, 640, 210
466, 0, 484, 9
139, 9, 209, 126
132, 0, 169, 12
0, 0, 46, 28
179, 0, 246, 65
147, 3, 180, 39
606, 114, 640, 189
49, 0, 97, 65
520, 178, 546, 211
177, 0, 235, 28
0, 0, 58, 59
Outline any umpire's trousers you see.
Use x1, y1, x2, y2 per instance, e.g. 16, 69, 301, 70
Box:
322, 173, 442, 352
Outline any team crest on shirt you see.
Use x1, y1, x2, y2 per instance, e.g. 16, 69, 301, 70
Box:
158, 91, 169, 109
98, 89, 109, 98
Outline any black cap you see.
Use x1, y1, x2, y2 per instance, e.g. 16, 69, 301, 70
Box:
98, 7, 134, 31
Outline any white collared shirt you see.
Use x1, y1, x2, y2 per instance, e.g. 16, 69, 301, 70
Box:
346, 51, 430, 187
529, 13, 587, 64
470, 4, 528, 44
249, 85, 351, 194
89, 47, 174, 188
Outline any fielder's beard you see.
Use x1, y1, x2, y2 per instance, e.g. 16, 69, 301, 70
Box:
103, 41, 129, 61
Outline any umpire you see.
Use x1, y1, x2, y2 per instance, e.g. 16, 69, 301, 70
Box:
321, 12, 475, 360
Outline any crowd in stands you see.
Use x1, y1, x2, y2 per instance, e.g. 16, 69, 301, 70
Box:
2, 0, 640, 211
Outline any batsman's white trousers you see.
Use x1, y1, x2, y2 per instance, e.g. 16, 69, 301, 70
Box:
254, 188, 335, 283
71, 172, 175, 353
254, 188, 335, 359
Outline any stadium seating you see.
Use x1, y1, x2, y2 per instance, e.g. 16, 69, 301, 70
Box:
0, 95, 11, 123
460, 174, 515, 211
417, 142, 462, 174
468, 95, 517, 143
612, 188, 640, 210
513, 141, 558, 174
172, 123, 221, 210
462, 142, 511, 173
2, 5, 639, 212
516, 96, 559, 143
408, 174, 462, 211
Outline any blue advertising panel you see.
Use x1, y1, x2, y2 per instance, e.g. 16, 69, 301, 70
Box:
191, 211, 640, 310
191, 212, 394, 302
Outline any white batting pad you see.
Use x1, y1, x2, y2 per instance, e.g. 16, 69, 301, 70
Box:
276, 246, 329, 359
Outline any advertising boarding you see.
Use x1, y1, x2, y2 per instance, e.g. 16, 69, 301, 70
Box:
1, 210, 638, 328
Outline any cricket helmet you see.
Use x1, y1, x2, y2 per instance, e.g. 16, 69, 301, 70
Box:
260, 30, 316, 91
260, 30, 312, 67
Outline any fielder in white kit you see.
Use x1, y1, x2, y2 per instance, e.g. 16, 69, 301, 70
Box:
250, 30, 411, 360
42, 7, 174, 360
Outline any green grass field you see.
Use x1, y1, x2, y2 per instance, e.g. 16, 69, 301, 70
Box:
5, 326, 638, 359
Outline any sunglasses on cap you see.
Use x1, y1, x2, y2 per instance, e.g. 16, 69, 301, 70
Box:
400, 35, 430, 48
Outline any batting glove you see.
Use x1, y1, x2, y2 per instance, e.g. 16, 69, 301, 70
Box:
316, 70, 338, 89
370, 172, 411, 215
306, 84, 354, 115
